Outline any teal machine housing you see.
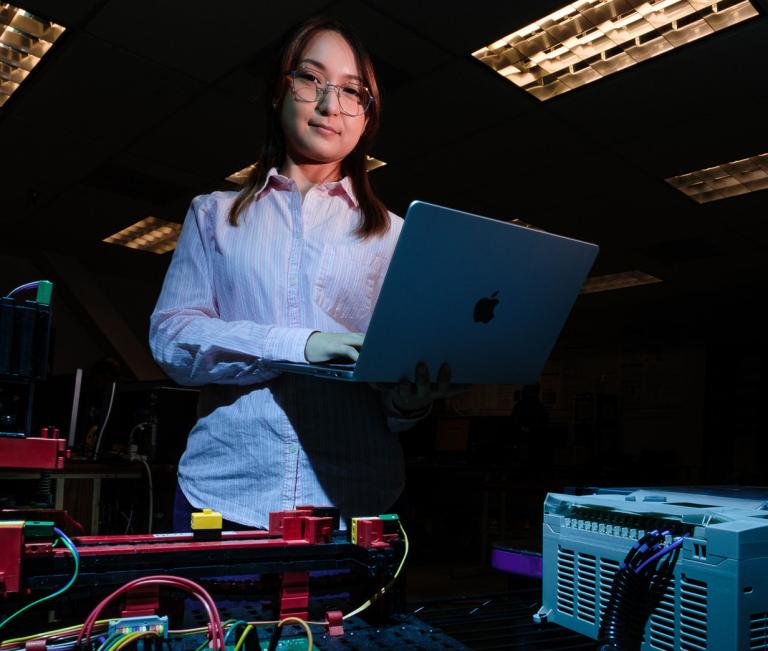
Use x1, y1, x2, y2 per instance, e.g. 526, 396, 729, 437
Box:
535, 487, 768, 651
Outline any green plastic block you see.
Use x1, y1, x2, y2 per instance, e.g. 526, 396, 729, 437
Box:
24, 520, 55, 539
35, 280, 53, 305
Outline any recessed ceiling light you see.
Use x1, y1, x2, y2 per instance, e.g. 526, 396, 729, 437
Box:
472, 0, 759, 101
665, 152, 768, 203
581, 270, 662, 293
225, 156, 387, 185
103, 217, 181, 254
0, 5, 65, 107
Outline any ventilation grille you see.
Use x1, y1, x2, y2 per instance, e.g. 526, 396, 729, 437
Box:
649, 578, 676, 651
576, 553, 597, 624
750, 612, 768, 649
557, 549, 618, 626
680, 575, 708, 651
599, 558, 620, 618
556, 547, 575, 616
556, 546, 708, 649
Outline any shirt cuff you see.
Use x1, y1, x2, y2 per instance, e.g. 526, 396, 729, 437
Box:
263, 326, 317, 363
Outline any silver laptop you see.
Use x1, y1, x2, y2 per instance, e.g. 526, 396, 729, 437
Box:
265, 201, 599, 384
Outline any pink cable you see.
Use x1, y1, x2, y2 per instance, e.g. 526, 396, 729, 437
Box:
77, 575, 224, 649
79, 576, 222, 648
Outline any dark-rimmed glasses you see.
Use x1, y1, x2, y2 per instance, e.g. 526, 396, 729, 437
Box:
288, 66, 373, 117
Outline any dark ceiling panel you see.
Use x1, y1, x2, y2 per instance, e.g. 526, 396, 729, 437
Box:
365, 0, 569, 57
14, 0, 105, 26
375, 57, 534, 163
6, 32, 204, 146
328, 0, 453, 76
0, 114, 114, 224
83, 0, 329, 82
125, 87, 265, 183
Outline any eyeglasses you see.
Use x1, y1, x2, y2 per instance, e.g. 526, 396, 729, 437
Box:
288, 66, 373, 117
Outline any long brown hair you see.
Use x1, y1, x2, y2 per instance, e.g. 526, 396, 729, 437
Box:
228, 16, 389, 238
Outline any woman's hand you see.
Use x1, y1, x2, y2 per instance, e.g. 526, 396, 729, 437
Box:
305, 332, 364, 363
375, 362, 470, 416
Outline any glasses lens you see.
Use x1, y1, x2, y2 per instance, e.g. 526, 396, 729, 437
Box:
337, 84, 370, 116
292, 69, 321, 102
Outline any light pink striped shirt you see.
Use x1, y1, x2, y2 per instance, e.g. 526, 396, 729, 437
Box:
149, 168, 411, 528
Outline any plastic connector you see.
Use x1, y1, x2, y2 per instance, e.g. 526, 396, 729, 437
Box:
35, 280, 53, 305
23, 521, 55, 539
350, 517, 391, 549
108, 614, 168, 637
191, 508, 222, 531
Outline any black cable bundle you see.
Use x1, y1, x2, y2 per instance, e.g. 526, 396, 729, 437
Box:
597, 530, 687, 651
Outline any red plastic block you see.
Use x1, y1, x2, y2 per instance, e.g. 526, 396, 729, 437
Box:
355, 518, 389, 549
279, 571, 309, 620
325, 610, 344, 637
303, 517, 333, 544
121, 583, 160, 617
268, 510, 306, 536
0, 436, 66, 469
0, 522, 24, 596
281, 516, 304, 541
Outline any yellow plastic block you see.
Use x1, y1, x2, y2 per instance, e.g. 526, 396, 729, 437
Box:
191, 508, 222, 531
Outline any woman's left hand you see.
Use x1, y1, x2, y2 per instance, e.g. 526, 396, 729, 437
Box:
374, 362, 470, 416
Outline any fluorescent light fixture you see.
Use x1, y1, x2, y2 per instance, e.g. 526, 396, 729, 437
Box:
581, 270, 662, 293
225, 155, 387, 185
103, 217, 181, 254
0, 4, 65, 107
365, 155, 387, 171
665, 152, 768, 203
225, 162, 257, 185
472, 0, 759, 100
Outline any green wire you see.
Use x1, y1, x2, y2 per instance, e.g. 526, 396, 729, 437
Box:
97, 632, 125, 651
224, 620, 249, 644
0, 536, 79, 633
105, 633, 134, 651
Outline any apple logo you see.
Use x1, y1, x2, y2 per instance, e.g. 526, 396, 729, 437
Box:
473, 290, 500, 323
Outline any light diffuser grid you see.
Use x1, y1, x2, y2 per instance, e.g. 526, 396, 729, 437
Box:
472, 0, 759, 100
0, 4, 65, 107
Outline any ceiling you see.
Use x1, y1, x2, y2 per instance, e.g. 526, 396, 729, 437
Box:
2, 0, 768, 344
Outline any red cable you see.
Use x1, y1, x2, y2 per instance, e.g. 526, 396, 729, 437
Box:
76, 575, 224, 649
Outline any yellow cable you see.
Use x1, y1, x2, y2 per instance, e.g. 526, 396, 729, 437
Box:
303, 519, 410, 625
1, 620, 110, 647
111, 631, 159, 651
232, 624, 254, 651
270, 618, 313, 651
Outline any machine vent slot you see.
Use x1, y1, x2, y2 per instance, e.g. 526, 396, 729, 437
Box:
598, 557, 620, 617
649, 577, 676, 651
576, 553, 597, 624
557, 547, 575, 616
750, 612, 768, 649
679, 575, 708, 651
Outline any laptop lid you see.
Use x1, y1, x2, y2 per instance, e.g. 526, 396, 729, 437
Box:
347, 200, 599, 384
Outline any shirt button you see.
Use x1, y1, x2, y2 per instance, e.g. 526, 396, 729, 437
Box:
289, 444, 298, 453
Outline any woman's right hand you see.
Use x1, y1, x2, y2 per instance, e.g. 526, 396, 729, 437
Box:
304, 332, 364, 363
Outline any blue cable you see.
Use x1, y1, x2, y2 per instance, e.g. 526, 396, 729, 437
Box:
636, 534, 688, 574
4, 281, 40, 298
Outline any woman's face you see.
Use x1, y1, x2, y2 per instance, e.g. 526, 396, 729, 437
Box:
280, 30, 368, 167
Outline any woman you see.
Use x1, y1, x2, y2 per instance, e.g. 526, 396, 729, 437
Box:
150, 16, 451, 531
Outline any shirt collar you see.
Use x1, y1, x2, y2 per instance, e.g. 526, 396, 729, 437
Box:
254, 167, 359, 208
